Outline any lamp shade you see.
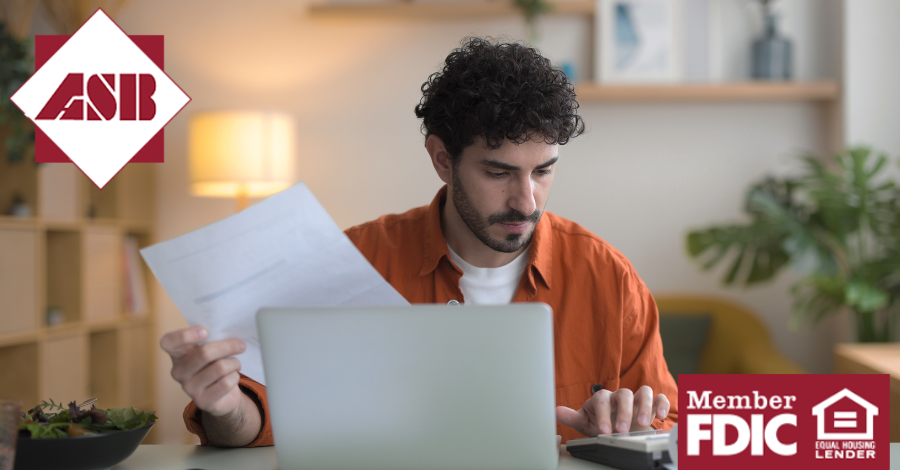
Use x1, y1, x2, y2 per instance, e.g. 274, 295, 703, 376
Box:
189, 111, 295, 198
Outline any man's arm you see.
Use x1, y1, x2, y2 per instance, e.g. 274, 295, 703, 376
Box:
619, 277, 678, 430
557, 263, 677, 436
161, 326, 266, 447
200, 388, 263, 447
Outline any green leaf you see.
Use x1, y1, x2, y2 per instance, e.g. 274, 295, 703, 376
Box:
107, 406, 157, 430
684, 146, 900, 340
747, 246, 789, 283
24, 422, 69, 439
20, 400, 157, 438
47, 410, 72, 424
724, 245, 747, 285
845, 280, 890, 313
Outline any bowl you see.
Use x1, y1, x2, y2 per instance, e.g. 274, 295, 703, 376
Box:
14, 422, 154, 470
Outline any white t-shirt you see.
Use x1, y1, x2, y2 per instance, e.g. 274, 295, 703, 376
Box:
446, 243, 530, 305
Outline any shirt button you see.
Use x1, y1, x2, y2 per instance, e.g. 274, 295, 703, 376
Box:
447, 300, 460, 306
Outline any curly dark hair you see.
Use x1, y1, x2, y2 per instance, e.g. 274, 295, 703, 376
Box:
414, 37, 585, 161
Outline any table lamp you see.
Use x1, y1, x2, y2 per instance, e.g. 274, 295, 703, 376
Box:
189, 111, 295, 211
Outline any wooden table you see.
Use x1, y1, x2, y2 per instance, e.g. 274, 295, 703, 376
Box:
110, 443, 900, 469
834, 343, 900, 442
111, 445, 611, 469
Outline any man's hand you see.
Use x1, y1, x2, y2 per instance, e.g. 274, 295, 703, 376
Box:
161, 326, 262, 447
160, 326, 246, 417
556, 386, 669, 436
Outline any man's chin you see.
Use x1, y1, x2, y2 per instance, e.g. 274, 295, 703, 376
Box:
483, 228, 532, 253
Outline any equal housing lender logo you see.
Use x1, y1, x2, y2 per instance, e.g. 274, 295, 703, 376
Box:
679, 374, 889, 469
10, 9, 190, 189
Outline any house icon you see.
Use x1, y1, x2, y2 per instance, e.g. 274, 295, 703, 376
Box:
812, 388, 879, 440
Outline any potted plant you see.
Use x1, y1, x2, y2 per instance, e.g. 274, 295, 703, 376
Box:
686, 147, 900, 342
0, 20, 35, 163
512, 0, 553, 41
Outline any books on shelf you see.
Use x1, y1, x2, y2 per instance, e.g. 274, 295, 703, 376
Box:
122, 235, 149, 317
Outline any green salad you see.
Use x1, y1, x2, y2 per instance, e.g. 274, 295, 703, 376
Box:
18, 399, 157, 438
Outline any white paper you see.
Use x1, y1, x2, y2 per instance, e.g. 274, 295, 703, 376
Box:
140, 183, 409, 385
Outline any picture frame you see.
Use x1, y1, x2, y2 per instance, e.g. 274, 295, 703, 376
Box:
595, 0, 683, 83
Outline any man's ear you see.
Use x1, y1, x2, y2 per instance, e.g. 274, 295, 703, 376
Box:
426, 134, 453, 185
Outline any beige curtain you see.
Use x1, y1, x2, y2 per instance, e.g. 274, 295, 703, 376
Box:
40, 0, 129, 35
0, 0, 39, 40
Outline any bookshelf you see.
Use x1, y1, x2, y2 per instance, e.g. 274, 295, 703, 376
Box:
574, 81, 840, 103
0, 150, 157, 439
308, 0, 594, 19
307, 1, 841, 104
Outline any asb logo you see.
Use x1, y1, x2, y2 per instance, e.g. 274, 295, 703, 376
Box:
36, 73, 159, 121
679, 374, 889, 469
10, 9, 190, 188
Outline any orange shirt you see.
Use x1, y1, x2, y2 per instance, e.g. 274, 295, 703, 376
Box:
184, 186, 678, 446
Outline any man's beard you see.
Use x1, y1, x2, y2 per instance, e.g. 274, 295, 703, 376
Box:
451, 169, 542, 254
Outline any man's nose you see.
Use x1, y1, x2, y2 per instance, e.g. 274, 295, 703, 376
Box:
509, 175, 536, 216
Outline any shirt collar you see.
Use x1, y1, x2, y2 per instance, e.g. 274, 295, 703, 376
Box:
420, 186, 452, 276
419, 185, 553, 290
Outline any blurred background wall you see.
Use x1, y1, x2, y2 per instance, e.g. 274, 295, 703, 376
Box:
25, 0, 899, 444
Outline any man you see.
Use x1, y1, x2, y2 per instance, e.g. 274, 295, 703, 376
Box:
161, 37, 678, 447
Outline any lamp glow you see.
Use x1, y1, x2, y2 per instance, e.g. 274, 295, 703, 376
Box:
189, 111, 295, 210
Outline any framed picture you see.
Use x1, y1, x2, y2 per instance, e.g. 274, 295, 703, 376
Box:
596, 0, 682, 83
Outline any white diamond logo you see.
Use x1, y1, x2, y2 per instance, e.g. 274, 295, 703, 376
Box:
10, 9, 189, 188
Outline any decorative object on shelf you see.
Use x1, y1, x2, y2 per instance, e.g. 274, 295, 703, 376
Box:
560, 61, 577, 82
596, 0, 681, 83
0, 20, 35, 164
686, 147, 900, 343
46, 307, 64, 326
7, 191, 31, 217
512, 0, 553, 40
751, 0, 792, 80
189, 111, 296, 212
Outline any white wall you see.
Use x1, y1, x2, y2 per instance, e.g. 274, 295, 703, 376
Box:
47, 0, 850, 443
844, 0, 900, 156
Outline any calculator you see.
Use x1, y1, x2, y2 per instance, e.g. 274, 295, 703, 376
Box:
565, 429, 673, 470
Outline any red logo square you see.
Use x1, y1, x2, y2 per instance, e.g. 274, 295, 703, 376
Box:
33, 34, 166, 164
678, 374, 889, 469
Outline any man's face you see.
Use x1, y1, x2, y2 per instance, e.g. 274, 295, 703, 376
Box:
449, 138, 558, 253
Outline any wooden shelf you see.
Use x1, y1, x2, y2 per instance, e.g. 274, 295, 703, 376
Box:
0, 315, 152, 349
0, 343, 40, 407
308, 0, 594, 19
0, 145, 157, 431
306, 2, 839, 104
574, 81, 840, 103
0, 329, 41, 348
0, 215, 39, 229
0, 216, 154, 234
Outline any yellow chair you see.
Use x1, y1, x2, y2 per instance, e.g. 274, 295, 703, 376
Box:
655, 295, 804, 374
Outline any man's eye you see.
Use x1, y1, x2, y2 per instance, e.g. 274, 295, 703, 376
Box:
487, 171, 508, 179
535, 169, 552, 176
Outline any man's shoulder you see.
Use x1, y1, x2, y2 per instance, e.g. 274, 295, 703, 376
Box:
344, 204, 430, 246
544, 212, 634, 272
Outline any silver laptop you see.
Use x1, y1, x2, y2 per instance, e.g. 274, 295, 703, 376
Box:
257, 304, 558, 470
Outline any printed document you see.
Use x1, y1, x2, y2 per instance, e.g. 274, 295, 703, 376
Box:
140, 183, 409, 385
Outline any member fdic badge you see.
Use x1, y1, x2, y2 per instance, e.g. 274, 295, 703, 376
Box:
10, 9, 190, 189
679, 374, 889, 469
